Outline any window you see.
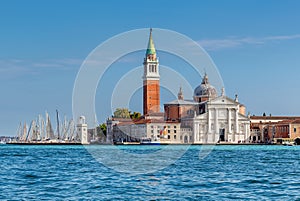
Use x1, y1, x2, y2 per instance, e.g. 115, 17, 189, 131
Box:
294, 128, 297, 133
168, 130, 170, 133
174, 126, 177, 129
174, 135, 177, 140
174, 130, 177, 133
168, 135, 170, 139
151, 130, 154, 133
168, 126, 170, 128
180, 136, 182, 140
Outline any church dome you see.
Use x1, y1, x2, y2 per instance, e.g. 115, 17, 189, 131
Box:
194, 74, 217, 101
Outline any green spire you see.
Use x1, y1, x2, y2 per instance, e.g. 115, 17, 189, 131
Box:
146, 28, 156, 56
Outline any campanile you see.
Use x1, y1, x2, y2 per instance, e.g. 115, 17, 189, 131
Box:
143, 29, 160, 115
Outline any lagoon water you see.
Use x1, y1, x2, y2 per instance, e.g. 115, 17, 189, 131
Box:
0, 145, 299, 200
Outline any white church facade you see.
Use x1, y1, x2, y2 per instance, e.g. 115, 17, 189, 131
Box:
179, 94, 251, 144
165, 73, 251, 144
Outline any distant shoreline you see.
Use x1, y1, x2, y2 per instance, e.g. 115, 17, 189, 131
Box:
4, 142, 287, 146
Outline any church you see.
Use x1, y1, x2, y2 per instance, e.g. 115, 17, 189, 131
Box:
165, 74, 251, 144
107, 29, 251, 144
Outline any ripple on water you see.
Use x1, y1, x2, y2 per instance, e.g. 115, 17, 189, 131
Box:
0, 145, 300, 200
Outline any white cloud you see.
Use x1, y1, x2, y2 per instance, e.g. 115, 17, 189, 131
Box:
0, 58, 83, 78
198, 34, 300, 51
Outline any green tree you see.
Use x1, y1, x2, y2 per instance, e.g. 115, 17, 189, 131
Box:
113, 108, 131, 118
99, 123, 106, 135
130, 112, 141, 120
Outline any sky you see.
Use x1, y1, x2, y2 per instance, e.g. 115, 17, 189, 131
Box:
1, 0, 300, 136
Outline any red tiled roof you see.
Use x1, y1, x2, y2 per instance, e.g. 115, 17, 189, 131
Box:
115, 118, 180, 125
250, 116, 300, 120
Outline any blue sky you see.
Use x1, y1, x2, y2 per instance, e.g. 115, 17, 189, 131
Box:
1, 0, 300, 136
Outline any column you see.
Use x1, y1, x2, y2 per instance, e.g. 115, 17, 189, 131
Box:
193, 121, 197, 143
208, 110, 211, 133
192, 119, 196, 143
227, 108, 231, 141
234, 108, 239, 142
227, 108, 231, 133
245, 123, 249, 143
215, 108, 219, 142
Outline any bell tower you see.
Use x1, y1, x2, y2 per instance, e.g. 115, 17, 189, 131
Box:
143, 28, 160, 115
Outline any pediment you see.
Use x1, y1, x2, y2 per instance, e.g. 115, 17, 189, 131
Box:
209, 96, 240, 106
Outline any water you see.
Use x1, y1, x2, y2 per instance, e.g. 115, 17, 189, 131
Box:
0, 145, 299, 200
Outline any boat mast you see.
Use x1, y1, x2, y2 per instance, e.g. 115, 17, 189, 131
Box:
25, 121, 33, 142
56, 110, 60, 140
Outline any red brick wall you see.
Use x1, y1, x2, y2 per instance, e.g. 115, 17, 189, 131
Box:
143, 80, 160, 115
164, 105, 196, 121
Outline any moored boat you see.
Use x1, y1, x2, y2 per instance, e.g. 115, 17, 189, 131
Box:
140, 138, 160, 145
282, 141, 295, 146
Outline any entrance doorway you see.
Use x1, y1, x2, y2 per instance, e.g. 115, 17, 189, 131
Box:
219, 129, 225, 142
184, 135, 188, 144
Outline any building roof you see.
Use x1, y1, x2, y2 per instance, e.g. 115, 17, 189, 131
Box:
164, 99, 199, 105
194, 73, 217, 98
146, 28, 156, 56
292, 120, 300, 124
250, 116, 300, 120
144, 112, 164, 116
116, 118, 180, 126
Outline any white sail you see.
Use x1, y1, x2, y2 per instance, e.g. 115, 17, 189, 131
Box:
31, 120, 37, 141
16, 111, 79, 143
16, 122, 22, 141
69, 119, 76, 142
22, 123, 27, 142
41, 117, 45, 140
46, 112, 55, 140
25, 121, 33, 142
62, 116, 68, 140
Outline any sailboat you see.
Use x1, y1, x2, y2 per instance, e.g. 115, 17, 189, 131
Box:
45, 111, 55, 141
9, 110, 81, 145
